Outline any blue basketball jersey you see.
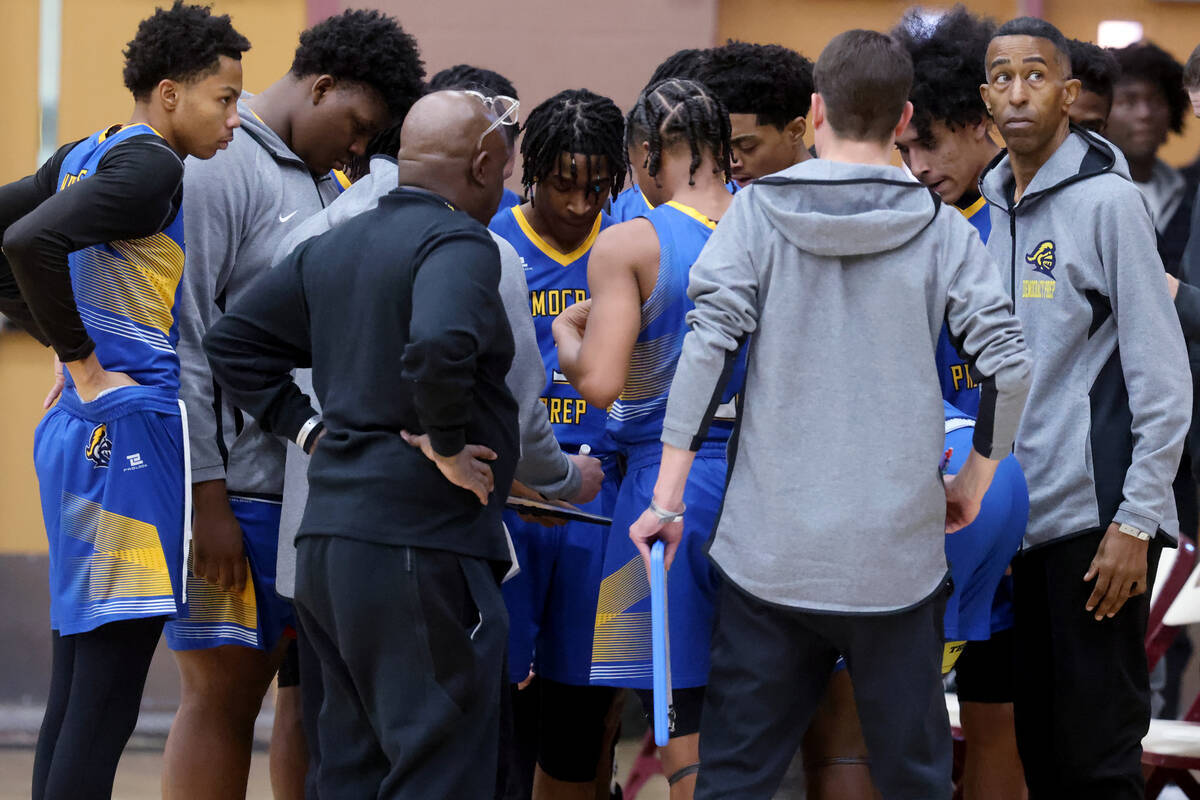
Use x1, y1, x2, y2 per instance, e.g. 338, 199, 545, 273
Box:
606, 202, 744, 449
935, 195, 992, 416
498, 187, 522, 213
490, 206, 615, 453
57, 124, 186, 396
942, 400, 1028, 641
610, 186, 654, 223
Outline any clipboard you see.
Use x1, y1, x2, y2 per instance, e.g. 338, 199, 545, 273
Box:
504, 495, 612, 526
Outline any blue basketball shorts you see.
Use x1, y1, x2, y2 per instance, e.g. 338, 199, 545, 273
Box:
34, 386, 187, 635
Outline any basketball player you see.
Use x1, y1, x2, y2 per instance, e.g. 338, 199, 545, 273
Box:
695, 40, 814, 186
0, 5, 248, 797
554, 78, 740, 800
163, 10, 424, 799
1066, 39, 1121, 135
489, 88, 627, 800
609, 50, 711, 223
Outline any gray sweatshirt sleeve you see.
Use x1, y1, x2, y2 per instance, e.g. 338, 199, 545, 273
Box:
493, 234, 580, 499
177, 153, 252, 484
662, 191, 759, 451
1098, 186, 1192, 534
942, 212, 1033, 458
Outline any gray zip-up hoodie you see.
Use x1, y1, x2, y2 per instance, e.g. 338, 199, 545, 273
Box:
662, 159, 1032, 613
178, 98, 338, 497
268, 155, 579, 596
979, 129, 1191, 548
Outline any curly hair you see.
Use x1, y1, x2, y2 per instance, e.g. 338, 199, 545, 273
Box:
122, 1, 250, 100
695, 41, 813, 129
646, 49, 710, 87
1112, 41, 1190, 134
520, 89, 626, 204
291, 9, 425, 120
1067, 39, 1121, 103
626, 78, 731, 186
892, 6, 995, 147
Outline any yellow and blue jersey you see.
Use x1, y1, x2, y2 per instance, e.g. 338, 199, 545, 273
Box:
57, 123, 185, 395
935, 195, 992, 416
490, 205, 616, 453
610, 186, 655, 223
606, 201, 744, 449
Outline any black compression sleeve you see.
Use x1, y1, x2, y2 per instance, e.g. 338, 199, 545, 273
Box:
0, 142, 76, 343
1, 136, 183, 362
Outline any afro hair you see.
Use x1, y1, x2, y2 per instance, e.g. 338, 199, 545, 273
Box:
122, 1, 250, 100
1067, 39, 1121, 102
291, 9, 425, 120
696, 41, 814, 129
1112, 41, 1190, 134
892, 6, 996, 146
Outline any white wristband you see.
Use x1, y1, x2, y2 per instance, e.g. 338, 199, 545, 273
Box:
296, 415, 322, 449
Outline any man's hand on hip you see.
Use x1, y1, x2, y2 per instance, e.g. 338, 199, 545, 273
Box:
401, 430, 497, 505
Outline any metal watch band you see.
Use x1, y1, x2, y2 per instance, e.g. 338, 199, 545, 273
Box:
1117, 523, 1151, 541
649, 499, 685, 523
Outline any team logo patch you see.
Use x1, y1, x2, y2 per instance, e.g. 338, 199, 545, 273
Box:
85, 423, 112, 468
1025, 240, 1056, 280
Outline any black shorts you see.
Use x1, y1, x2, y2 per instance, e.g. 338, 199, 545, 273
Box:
633, 685, 705, 739
954, 627, 1015, 704
536, 678, 619, 782
277, 636, 300, 688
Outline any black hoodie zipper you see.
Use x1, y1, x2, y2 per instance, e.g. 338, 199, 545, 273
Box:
1009, 207, 1017, 303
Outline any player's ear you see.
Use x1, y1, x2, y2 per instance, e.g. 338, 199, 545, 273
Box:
980, 83, 993, 117
786, 115, 807, 145
157, 79, 180, 112
309, 74, 335, 106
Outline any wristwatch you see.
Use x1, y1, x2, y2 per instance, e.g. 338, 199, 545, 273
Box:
649, 499, 685, 524
1117, 522, 1152, 542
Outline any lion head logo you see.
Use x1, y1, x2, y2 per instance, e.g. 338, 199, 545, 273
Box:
1025, 240, 1056, 280
85, 423, 111, 468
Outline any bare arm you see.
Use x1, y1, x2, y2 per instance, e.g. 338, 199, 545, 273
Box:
553, 220, 657, 408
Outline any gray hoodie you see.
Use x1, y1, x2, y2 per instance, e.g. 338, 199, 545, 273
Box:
662, 159, 1032, 613
269, 155, 578, 596
178, 99, 339, 497
979, 129, 1191, 547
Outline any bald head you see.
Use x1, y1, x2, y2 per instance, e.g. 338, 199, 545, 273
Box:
397, 90, 508, 223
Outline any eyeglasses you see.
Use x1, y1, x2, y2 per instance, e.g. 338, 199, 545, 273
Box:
464, 90, 520, 147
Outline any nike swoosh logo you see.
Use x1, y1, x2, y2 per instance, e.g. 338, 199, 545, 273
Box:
278, 211, 299, 223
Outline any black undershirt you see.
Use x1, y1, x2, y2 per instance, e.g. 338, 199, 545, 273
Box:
0, 132, 184, 361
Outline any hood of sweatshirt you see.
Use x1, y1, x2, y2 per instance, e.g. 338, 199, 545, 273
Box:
749, 159, 941, 257
979, 125, 1126, 213
235, 95, 310, 170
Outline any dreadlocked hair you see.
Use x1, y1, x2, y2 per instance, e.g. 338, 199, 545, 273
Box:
520, 89, 627, 203
626, 78, 732, 187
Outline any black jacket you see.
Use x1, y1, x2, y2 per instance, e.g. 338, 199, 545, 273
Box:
204, 187, 518, 563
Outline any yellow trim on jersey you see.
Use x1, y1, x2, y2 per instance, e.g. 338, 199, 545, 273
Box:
97, 122, 165, 143
640, 189, 656, 211
333, 169, 351, 190
512, 206, 603, 266
73, 231, 185, 335
958, 195, 987, 220
665, 200, 718, 230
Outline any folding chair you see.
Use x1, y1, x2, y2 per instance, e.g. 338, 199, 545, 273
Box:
1144, 537, 1200, 799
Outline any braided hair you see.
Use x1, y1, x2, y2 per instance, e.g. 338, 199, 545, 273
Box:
626, 78, 732, 186
520, 89, 627, 204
